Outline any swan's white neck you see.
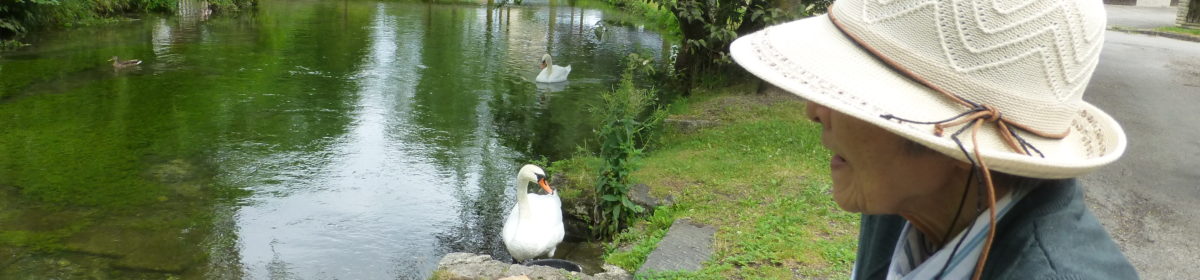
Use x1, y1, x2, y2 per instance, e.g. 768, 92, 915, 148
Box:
515, 175, 533, 220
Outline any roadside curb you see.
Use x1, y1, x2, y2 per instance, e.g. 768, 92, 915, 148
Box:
1108, 26, 1200, 43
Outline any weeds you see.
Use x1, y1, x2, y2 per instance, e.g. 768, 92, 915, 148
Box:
589, 55, 669, 239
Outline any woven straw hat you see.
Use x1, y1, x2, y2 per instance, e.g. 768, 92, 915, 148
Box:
731, 0, 1125, 179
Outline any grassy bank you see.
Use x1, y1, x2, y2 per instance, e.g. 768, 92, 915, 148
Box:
1155, 26, 1200, 36
599, 0, 678, 35
554, 84, 859, 278
0, 0, 255, 47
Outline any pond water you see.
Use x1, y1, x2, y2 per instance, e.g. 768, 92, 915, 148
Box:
0, 0, 668, 278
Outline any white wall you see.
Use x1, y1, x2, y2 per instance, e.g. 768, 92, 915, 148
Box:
1137, 0, 1174, 7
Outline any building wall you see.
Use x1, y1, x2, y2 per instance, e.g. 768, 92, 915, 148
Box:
1137, 0, 1173, 7
1181, 0, 1200, 28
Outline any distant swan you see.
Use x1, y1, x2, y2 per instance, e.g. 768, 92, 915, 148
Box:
536, 54, 571, 83
502, 164, 565, 262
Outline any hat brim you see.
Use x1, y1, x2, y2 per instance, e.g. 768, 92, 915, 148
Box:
730, 15, 1126, 179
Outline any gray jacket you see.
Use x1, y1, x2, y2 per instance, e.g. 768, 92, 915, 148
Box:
852, 179, 1138, 279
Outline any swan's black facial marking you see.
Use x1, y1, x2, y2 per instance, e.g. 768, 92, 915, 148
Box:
532, 172, 553, 194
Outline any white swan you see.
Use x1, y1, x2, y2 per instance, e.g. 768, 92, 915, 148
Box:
502, 164, 565, 262
535, 54, 571, 83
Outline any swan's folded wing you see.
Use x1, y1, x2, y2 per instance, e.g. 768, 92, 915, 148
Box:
526, 194, 566, 249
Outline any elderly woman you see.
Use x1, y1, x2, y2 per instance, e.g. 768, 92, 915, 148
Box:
730, 0, 1138, 279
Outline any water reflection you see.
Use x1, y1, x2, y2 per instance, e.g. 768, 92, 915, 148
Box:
0, 0, 667, 279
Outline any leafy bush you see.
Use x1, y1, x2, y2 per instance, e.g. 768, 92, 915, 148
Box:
590, 55, 668, 239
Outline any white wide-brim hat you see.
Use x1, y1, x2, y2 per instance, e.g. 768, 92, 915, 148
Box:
730, 0, 1125, 179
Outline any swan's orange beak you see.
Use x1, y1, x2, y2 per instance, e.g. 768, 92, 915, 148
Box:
538, 178, 553, 194
539, 61, 547, 69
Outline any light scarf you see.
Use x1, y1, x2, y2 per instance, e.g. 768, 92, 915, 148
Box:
885, 187, 1029, 280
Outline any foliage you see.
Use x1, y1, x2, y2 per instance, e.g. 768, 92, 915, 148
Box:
0, 0, 255, 40
589, 55, 669, 239
643, 0, 833, 90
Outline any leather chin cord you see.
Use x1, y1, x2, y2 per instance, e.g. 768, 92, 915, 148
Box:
827, 12, 1064, 280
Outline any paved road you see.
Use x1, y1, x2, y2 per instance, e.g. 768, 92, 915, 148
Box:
1081, 30, 1200, 280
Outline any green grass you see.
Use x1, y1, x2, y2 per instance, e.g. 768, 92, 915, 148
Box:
546, 153, 601, 203
1155, 26, 1200, 36
561, 84, 859, 278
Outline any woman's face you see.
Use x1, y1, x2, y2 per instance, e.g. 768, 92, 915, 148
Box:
805, 101, 966, 214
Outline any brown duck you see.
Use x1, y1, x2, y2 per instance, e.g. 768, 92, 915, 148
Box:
109, 56, 142, 69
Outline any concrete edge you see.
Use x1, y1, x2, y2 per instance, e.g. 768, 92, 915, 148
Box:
1108, 26, 1200, 42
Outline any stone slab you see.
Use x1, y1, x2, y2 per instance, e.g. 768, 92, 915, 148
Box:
636, 219, 715, 275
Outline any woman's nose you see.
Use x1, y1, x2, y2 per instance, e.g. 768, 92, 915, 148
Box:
805, 101, 829, 124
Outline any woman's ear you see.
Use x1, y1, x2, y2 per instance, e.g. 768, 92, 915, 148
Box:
805, 101, 829, 124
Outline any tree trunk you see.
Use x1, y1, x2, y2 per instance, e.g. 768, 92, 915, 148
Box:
736, 0, 771, 36
672, 5, 709, 94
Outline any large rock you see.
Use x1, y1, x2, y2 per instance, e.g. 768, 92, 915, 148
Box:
636, 219, 716, 276
627, 184, 674, 211
433, 253, 630, 280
